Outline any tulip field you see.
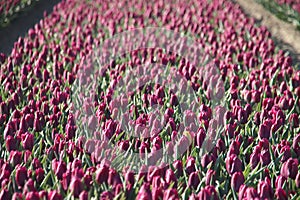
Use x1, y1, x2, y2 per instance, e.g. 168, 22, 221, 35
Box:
0, 0, 300, 199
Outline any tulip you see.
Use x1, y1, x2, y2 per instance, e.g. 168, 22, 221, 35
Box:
152, 187, 163, 200
275, 175, 287, 189
35, 168, 44, 183
125, 170, 135, 186
281, 158, 298, 179
79, 191, 89, 200
231, 172, 245, 191
70, 178, 83, 198
165, 169, 177, 187
188, 171, 200, 190
48, 191, 63, 200
186, 156, 196, 175
258, 123, 270, 139
16, 166, 27, 187
0, 189, 10, 200
225, 154, 243, 175
136, 183, 151, 200
108, 169, 122, 187
22, 132, 34, 150
6, 135, 18, 151
23, 178, 35, 193
25, 192, 39, 200
100, 191, 114, 200
163, 188, 179, 200
53, 160, 66, 180
296, 173, 300, 188
96, 164, 109, 185
173, 160, 183, 178
12, 192, 23, 200
258, 180, 273, 199
9, 151, 22, 166
275, 188, 288, 200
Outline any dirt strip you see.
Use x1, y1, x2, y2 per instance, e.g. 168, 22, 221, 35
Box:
0, 0, 61, 55
236, 0, 300, 64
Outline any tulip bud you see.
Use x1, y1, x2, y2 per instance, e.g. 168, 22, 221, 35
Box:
48, 191, 63, 200
165, 169, 177, 187
6, 135, 18, 151
16, 166, 27, 187
186, 157, 196, 175
205, 169, 215, 185
53, 161, 66, 180
96, 164, 109, 185
258, 180, 273, 199
70, 178, 83, 198
259, 123, 270, 139
295, 173, 300, 188
152, 187, 163, 200
245, 187, 258, 199
188, 171, 200, 190
22, 133, 34, 150
35, 168, 44, 183
25, 192, 39, 200
108, 169, 121, 187
225, 154, 243, 175
79, 191, 89, 200
163, 188, 179, 200
136, 183, 151, 200
12, 192, 23, 200
125, 170, 135, 186
9, 151, 22, 167
260, 150, 271, 166
275, 188, 287, 200
0, 189, 10, 200
173, 160, 183, 178
281, 158, 298, 179
231, 172, 245, 191
100, 191, 114, 199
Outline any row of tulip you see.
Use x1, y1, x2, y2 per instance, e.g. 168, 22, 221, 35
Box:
0, 0, 299, 199
256, 0, 300, 29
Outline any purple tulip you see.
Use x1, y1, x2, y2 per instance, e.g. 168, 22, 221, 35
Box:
165, 169, 177, 186
188, 171, 200, 190
15, 166, 27, 187
69, 178, 83, 198
79, 191, 89, 200
225, 154, 243, 175
96, 164, 109, 185
281, 158, 298, 179
258, 179, 273, 199
25, 192, 39, 200
163, 188, 179, 200
275, 188, 288, 200
48, 191, 63, 200
231, 172, 245, 191
22, 132, 34, 150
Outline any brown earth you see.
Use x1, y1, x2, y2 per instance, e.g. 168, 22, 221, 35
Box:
236, 0, 300, 64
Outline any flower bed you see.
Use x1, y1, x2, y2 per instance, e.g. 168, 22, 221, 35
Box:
0, 0, 299, 199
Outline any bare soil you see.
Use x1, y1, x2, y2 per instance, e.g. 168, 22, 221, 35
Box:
0, 0, 61, 55
236, 0, 300, 64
